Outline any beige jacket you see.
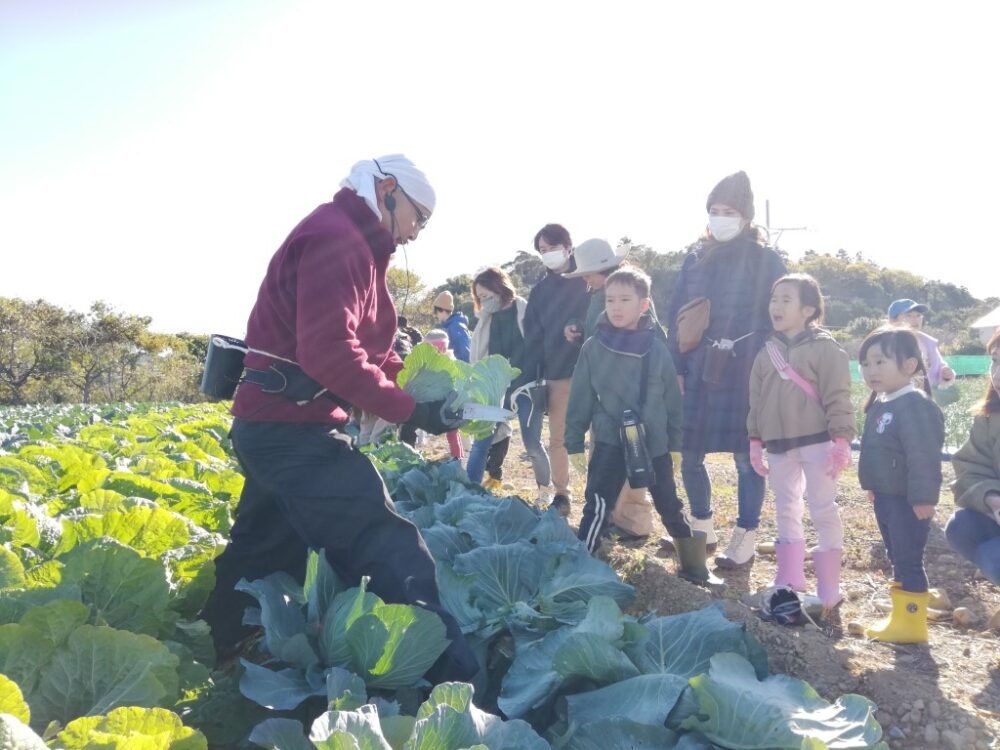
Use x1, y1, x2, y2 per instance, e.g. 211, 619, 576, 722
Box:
952, 412, 1000, 517
747, 329, 855, 453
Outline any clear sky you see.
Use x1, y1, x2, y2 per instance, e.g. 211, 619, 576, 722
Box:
2, 0, 997, 336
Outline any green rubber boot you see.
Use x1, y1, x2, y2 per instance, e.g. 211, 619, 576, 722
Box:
675, 531, 723, 586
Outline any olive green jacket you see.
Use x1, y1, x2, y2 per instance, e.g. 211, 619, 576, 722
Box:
952, 412, 1000, 518
565, 313, 681, 457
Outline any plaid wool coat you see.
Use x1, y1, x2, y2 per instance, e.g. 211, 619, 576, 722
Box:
666, 236, 786, 454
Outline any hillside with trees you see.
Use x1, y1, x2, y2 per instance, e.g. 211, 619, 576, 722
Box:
0, 299, 206, 405
408, 246, 996, 358
2, 248, 995, 405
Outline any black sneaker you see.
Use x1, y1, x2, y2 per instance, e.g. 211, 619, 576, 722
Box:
549, 494, 571, 517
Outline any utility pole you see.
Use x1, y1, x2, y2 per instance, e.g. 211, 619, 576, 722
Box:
765, 199, 807, 249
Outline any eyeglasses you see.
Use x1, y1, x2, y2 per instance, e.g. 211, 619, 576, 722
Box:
397, 185, 429, 229
372, 158, 430, 230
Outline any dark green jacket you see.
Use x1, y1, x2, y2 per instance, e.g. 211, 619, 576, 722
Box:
582, 288, 666, 341
583, 290, 605, 338
565, 312, 682, 457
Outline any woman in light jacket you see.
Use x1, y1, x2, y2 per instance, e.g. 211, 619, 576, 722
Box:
465, 267, 549, 490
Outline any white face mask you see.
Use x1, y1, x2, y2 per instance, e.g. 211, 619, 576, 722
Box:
708, 215, 743, 242
540, 246, 568, 270
479, 297, 501, 315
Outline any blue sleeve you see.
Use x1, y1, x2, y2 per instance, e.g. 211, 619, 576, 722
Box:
451, 322, 471, 363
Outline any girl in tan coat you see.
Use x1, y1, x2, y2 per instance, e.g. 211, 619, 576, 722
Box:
747, 274, 855, 609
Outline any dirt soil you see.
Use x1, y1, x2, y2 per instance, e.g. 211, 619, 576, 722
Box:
425, 431, 1000, 750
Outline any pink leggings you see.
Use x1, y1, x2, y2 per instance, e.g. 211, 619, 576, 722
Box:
768, 442, 843, 550
446, 430, 464, 460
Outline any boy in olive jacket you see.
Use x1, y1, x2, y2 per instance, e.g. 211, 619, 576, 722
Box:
566, 269, 717, 583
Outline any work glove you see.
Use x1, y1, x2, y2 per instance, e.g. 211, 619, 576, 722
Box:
749, 439, 769, 477
570, 453, 588, 476
406, 391, 464, 436
825, 436, 853, 480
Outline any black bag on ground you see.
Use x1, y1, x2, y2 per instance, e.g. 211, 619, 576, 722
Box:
762, 587, 806, 626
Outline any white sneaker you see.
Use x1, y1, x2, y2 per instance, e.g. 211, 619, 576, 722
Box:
691, 517, 718, 551
715, 527, 757, 568
666, 516, 718, 553
536, 486, 553, 505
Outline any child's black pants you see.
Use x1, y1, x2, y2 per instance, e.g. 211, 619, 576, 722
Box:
578, 443, 691, 552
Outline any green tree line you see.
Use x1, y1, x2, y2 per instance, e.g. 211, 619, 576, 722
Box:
405, 247, 996, 359
4, 249, 994, 405
0, 299, 206, 405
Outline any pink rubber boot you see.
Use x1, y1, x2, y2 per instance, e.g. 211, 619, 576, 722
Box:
812, 548, 844, 609
772, 539, 807, 591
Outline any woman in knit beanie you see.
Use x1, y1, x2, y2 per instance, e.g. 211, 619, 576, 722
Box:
664, 171, 786, 569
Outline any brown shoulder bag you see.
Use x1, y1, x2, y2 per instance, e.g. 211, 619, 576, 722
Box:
675, 296, 711, 354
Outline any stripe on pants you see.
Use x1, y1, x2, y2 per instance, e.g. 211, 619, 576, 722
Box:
586, 493, 607, 552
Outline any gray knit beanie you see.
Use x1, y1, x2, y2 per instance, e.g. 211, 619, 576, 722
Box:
706, 171, 755, 221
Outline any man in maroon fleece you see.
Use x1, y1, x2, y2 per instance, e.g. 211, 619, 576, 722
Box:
199, 155, 476, 682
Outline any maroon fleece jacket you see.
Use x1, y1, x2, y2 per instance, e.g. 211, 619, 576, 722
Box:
232, 188, 415, 425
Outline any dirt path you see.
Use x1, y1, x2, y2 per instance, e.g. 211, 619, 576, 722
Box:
426, 433, 1000, 749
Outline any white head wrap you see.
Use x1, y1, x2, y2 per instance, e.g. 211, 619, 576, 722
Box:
339, 154, 436, 220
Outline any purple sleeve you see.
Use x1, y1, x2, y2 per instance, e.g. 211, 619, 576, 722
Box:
923, 337, 945, 387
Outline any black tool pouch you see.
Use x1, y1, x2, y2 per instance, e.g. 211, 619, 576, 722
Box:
200, 334, 248, 400
199, 334, 352, 410
242, 362, 352, 409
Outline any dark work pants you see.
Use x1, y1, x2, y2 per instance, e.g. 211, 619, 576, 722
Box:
579, 443, 692, 553
485, 436, 510, 481
873, 492, 931, 592
399, 423, 418, 447
200, 419, 474, 679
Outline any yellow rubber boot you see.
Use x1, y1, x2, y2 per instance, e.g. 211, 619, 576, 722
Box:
891, 580, 949, 609
482, 477, 502, 493
865, 588, 929, 644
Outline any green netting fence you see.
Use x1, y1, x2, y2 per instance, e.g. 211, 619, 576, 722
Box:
849, 355, 990, 382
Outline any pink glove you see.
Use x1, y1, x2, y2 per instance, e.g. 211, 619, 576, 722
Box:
749, 439, 768, 477
826, 436, 852, 479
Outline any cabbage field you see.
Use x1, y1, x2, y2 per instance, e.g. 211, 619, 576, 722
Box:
0, 402, 892, 749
